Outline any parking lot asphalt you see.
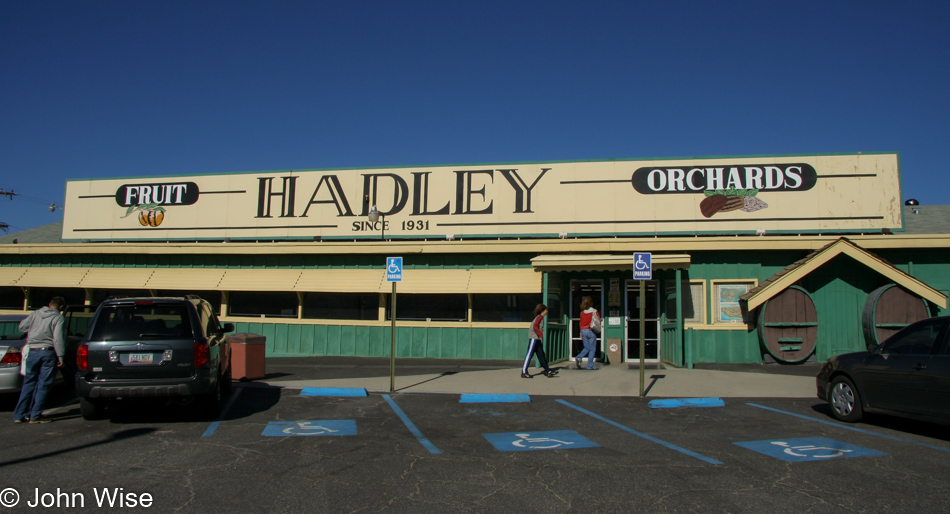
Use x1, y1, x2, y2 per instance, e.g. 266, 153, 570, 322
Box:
4, 357, 950, 512
256, 356, 820, 398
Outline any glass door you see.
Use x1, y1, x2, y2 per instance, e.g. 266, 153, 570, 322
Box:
625, 280, 659, 362
570, 280, 604, 361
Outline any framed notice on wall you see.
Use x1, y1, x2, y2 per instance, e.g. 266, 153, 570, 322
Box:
712, 281, 755, 324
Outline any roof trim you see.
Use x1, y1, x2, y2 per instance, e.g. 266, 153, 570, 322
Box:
741, 238, 947, 311
531, 254, 691, 272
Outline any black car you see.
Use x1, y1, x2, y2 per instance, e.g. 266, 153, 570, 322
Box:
74, 296, 234, 420
816, 316, 950, 425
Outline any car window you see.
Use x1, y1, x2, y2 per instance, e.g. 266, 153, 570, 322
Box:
0, 320, 26, 340
90, 304, 193, 341
198, 302, 220, 338
882, 319, 946, 355
66, 307, 95, 337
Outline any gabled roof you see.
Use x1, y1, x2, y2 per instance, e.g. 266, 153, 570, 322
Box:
740, 238, 947, 311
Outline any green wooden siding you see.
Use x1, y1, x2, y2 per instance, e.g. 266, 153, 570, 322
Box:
232, 322, 527, 360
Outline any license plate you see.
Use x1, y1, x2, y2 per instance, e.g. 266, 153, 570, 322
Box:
129, 353, 153, 364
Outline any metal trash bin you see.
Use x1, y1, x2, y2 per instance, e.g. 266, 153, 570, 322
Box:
228, 333, 266, 381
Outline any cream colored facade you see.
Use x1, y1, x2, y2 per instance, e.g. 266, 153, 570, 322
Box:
62, 153, 902, 241
6, 153, 948, 366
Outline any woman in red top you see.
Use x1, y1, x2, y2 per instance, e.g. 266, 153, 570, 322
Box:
521, 304, 557, 378
576, 296, 600, 370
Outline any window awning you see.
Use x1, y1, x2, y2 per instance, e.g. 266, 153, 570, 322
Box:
0, 267, 29, 286
12, 267, 90, 288
741, 238, 948, 311
1, 266, 541, 295
144, 268, 227, 291
530, 254, 691, 272
79, 268, 155, 289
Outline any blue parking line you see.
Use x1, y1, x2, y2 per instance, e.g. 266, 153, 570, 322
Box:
383, 394, 442, 454
648, 398, 725, 409
301, 387, 368, 397
460, 393, 530, 403
746, 403, 950, 454
556, 399, 723, 465
201, 387, 242, 438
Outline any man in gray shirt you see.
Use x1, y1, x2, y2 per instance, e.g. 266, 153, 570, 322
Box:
13, 296, 66, 424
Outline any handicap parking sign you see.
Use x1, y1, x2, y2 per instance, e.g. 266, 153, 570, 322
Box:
483, 430, 600, 452
387, 257, 403, 282
263, 420, 358, 437
633, 252, 652, 280
734, 437, 886, 462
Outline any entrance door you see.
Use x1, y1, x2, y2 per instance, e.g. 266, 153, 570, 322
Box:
571, 280, 604, 361
625, 280, 659, 362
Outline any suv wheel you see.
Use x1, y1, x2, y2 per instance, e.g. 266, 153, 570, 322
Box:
221, 363, 233, 395
201, 379, 223, 418
79, 397, 106, 420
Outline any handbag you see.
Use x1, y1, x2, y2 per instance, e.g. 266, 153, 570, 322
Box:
590, 312, 602, 334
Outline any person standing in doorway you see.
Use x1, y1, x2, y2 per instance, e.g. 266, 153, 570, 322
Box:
521, 304, 558, 378
13, 296, 66, 424
575, 296, 600, 370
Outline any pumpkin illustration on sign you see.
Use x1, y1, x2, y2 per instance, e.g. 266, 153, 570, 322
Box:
699, 188, 768, 218
121, 203, 167, 227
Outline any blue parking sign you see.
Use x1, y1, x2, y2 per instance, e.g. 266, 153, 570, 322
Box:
387, 257, 403, 282
633, 252, 652, 280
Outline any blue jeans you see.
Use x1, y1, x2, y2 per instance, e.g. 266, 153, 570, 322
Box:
14, 349, 59, 421
576, 329, 597, 369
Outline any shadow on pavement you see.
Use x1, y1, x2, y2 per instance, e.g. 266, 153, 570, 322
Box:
809, 403, 950, 442
0, 427, 157, 469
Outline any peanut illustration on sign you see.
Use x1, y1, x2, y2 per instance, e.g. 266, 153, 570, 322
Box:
699, 188, 768, 218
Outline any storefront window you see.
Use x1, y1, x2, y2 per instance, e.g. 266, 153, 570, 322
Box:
92, 289, 150, 306
157, 290, 222, 316
229, 291, 298, 318
473, 294, 542, 322
388, 294, 466, 321
303, 293, 378, 320
30, 288, 86, 310
684, 282, 705, 324
711, 280, 756, 324
0, 287, 25, 309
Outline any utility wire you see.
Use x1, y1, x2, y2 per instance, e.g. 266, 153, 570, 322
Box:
0, 188, 63, 233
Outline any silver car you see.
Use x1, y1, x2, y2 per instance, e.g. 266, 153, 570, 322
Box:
0, 314, 28, 394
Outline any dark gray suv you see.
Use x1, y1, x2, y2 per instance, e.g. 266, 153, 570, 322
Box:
74, 296, 234, 420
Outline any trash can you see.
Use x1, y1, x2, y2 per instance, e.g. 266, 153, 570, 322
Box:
229, 333, 266, 381
605, 338, 623, 366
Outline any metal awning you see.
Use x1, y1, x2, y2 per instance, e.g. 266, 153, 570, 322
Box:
1, 266, 541, 295
530, 254, 691, 272
0, 267, 29, 286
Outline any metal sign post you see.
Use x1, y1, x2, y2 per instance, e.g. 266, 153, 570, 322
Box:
633, 253, 652, 397
386, 257, 403, 392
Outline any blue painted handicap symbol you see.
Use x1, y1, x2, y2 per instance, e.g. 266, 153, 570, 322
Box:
263, 420, 357, 437
734, 437, 886, 462
386, 257, 403, 282
483, 430, 600, 452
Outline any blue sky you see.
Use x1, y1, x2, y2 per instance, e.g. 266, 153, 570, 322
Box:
2, 1, 948, 234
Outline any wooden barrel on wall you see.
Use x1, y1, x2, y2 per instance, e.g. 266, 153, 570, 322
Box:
861, 284, 929, 349
757, 286, 818, 363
